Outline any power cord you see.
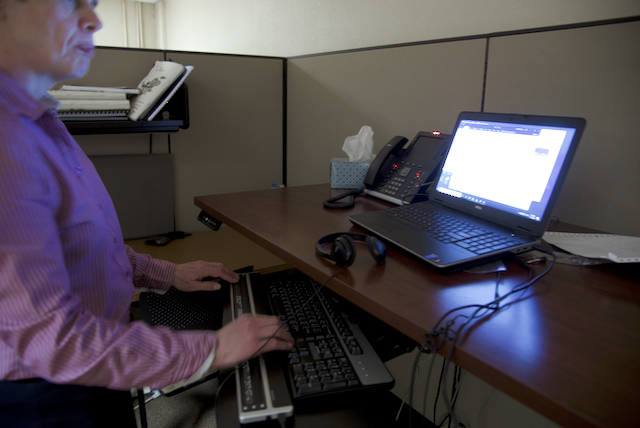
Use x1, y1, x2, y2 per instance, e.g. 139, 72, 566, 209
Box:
406, 246, 555, 427
323, 187, 365, 209
134, 389, 162, 411
396, 348, 434, 422
476, 388, 495, 428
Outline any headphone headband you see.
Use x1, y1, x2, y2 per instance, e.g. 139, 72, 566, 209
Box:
316, 232, 369, 249
316, 232, 386, 267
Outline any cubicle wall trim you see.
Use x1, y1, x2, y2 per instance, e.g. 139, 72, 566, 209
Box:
94, 45, 286, 62
285, 15, 640, 60
283, 60, 288, 187
480, 38, 490, 113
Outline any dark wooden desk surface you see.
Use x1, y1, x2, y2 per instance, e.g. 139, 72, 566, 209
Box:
195, 184, 640, 428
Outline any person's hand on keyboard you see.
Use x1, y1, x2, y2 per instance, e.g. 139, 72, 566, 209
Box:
172, 260, 240, 291
210, 313, 294, 370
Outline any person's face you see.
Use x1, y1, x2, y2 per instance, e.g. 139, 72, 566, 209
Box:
0, 0, 102, 88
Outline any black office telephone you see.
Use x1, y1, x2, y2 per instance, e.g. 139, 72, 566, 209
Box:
324, 131, 451, 208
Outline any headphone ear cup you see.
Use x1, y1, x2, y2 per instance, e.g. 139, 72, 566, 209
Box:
366, 236, 387, 265
331, 235, 357, 267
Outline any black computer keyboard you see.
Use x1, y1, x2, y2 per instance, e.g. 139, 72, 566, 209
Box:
230, 274, 293, 424
265, 274, 395, 401
230, 272, 394, 423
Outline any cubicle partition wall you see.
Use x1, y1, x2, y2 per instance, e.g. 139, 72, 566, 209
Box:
286, 38, 487, 187
65, 18, 639, 238
163, 51, 284, 233
483, 20, 640, 236
287, 18, 640, 237
65, 48, 284, 237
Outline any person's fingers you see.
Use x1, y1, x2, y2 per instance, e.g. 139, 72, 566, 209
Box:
210, 314, 294, 369
173, 261, 239, 292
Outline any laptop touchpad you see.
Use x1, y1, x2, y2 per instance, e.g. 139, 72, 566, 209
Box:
371, 220, 412, 235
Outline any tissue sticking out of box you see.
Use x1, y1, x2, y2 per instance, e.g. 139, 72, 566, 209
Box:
343, 125, 375, 162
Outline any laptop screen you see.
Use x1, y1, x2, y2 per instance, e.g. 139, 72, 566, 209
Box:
435, 118, 577, 222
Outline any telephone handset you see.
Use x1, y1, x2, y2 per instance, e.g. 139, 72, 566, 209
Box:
324, 131, 451, 208
363, 135, 409, 188
363, 131, 451, 205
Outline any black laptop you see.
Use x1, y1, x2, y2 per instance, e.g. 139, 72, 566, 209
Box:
349, 111, 586, 271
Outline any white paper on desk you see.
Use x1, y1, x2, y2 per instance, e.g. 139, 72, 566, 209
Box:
542, 232, 640, 263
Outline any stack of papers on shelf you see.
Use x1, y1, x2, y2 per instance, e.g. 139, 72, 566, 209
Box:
543, 232, 640, 263
51, 61, 193, 123
51, 86, 139, 121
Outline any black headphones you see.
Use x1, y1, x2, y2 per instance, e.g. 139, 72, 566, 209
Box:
315, 232, 386, 267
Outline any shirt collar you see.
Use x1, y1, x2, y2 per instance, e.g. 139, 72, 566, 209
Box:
0, 70, 58, 121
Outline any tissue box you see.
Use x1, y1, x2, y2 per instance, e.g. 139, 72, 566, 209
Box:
330, 157, 371, 189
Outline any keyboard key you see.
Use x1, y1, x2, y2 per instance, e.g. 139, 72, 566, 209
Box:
297, 382, 323, 394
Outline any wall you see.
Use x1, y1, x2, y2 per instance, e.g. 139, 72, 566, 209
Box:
64, 48, 284, 234
165, 0, 640, 57
94, 0, 160, 49
483, 21, 640, 236
95, 1, 640, 58
287, 20, 640, 237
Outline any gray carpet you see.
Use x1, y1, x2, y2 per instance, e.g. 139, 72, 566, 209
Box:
134, 378, 220, 428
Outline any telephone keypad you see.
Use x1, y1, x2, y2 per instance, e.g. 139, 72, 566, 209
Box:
376, 160, 427, 200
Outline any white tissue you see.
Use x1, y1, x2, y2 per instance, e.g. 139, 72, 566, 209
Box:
342, 126, 375, 162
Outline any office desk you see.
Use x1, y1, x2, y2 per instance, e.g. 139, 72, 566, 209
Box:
195, 184, 640, 428
125, 228, 288, 272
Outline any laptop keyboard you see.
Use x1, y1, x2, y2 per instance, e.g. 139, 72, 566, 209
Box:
382, 203, 521, 254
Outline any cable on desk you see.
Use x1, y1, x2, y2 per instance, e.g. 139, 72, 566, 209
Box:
404, 246, 555, 428
476, 387, 496, 428
396, 349, 433, 422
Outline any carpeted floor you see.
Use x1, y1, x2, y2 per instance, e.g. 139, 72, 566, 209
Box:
134, 378, 220, 428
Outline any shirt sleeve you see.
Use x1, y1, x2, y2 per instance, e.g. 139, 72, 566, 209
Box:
126, 245, 176, 294
0, 123, 217, 391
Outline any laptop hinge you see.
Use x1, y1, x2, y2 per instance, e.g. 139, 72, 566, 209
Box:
516, 225, 533, 235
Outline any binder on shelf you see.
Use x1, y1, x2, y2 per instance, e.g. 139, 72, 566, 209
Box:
60, 85, 140, 94
49, 90, 127, 100
128, 61, 194, 122
57, 98, 130, 111
58, 110, 129, 121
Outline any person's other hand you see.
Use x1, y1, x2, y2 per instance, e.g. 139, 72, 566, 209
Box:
211, 314, 295, 370
173, 260, 239, 292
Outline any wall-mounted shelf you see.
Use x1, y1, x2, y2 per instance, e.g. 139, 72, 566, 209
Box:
65, 120, 184, 135
62, 84, 190, 135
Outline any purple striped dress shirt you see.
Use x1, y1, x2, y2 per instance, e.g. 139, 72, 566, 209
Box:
0, 71, 216, 390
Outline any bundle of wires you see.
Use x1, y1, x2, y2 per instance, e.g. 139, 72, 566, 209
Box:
407, 245, 556, 428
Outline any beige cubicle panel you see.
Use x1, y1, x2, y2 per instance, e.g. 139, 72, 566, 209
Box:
286, 39, 487, 187
61, 48, 176, 239
484, 20, 640, 236
166, 51, 284, 232
62, 48, 284, 235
